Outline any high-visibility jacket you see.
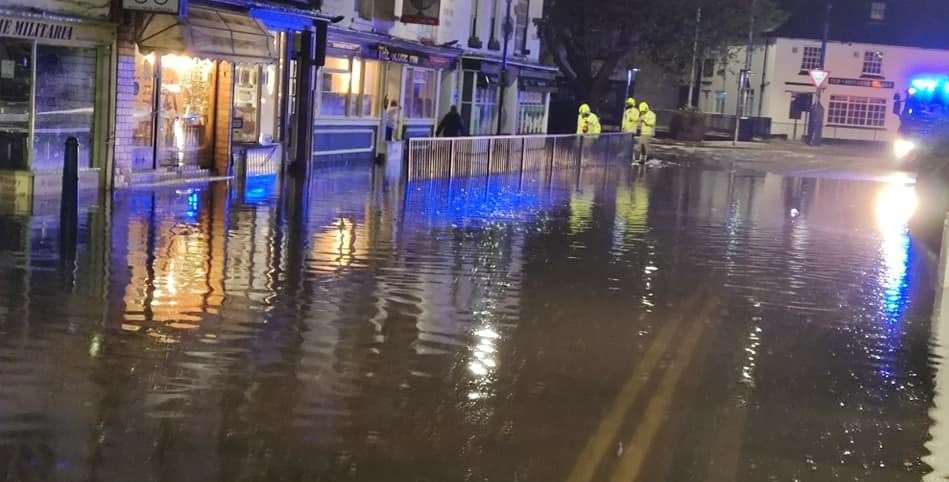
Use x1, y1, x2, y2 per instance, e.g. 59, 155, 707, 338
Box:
622, 107, 640, 133
640, 110, 657, 137
577, 113, 602, 135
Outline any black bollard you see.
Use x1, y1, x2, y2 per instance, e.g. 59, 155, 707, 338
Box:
59, 137, 79, 261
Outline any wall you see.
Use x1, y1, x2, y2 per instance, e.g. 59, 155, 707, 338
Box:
716, 38, 949, 142
113, 32, 137, 188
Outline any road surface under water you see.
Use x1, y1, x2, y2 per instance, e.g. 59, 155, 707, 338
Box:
0, 164, 943, 481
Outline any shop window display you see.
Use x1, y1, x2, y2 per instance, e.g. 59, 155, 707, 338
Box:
157, 54, 216, 168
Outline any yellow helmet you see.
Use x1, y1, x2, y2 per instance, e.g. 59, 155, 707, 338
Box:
579, 103, 592, 115
639, 102, 650, 113
625, 98, 636, 107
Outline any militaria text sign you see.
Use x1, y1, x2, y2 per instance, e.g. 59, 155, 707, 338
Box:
401, 0, 441, 25
0, 16, 75, 41
122, 0, 180, 15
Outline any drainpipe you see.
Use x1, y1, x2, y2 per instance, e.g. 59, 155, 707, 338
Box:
469, 0, 483, 48
488, 0, 501, 50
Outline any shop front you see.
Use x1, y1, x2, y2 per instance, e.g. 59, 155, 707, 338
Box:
0, 10, 116, 214
114, 3, 330, 187
458, 56, 556, 136
313, 28, 460, 164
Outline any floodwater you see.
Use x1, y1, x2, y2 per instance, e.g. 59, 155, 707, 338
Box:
0, 164, 944, 481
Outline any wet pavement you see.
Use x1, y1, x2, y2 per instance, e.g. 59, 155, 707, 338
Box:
0, 163, 943, 481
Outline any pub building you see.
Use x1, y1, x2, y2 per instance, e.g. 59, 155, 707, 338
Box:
313, 26, 461, 164
112, 0, 335, 188
0, 1, 116, 214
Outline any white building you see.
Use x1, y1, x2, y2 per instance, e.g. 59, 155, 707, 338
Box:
703, 0, 949, 142
314, 0, 555, 164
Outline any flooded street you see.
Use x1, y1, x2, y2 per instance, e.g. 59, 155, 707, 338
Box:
0, 164, 942, 481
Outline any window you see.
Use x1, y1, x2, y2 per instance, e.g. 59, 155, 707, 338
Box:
318, 57, 381, 118
800, 46, 822, 71
862, 50, 883, 76
32, 45, 98, 172
828, 95, 886, 127
156, 54, 217, 168
517, 90, 545, 134
702, 58, 715, 78
320, 57, 351, 117
403, 67, 437, 119
743, 89, 756, 117
461, 71, 499, 135
715, 91, 726, 114
514, 0, 531, 55
870, 2, 886, 21
233, 62, 281, 144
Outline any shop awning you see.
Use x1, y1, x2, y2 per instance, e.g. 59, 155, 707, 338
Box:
137, 6, 276, 64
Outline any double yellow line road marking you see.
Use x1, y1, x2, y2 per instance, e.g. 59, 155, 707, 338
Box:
566, 290, 720, 482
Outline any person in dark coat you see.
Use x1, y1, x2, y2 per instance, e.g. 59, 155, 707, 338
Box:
436, 105, 467, 137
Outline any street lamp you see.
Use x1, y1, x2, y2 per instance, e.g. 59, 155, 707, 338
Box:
624, 68, 640, 101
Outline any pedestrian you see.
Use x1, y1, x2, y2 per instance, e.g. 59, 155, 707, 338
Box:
577, 103, 602, 135
621, 97, 640, 134
637, 101, 657, 163
384, 100, 401, 141
436, 105, 467, 137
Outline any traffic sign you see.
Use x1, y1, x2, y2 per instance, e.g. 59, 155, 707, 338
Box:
809, 69, 829, 89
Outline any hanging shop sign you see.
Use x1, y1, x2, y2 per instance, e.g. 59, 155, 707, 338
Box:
122, 0, 180, 15
0, 15, 113, 43
828, 77, 895, 89
401, 0, 441, 26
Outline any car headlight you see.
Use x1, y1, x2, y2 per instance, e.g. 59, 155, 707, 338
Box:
894, 139, 917, 159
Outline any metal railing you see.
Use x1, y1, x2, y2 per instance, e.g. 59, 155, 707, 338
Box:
404, 132, 636, 181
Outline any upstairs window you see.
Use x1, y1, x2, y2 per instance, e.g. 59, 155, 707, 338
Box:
863, 50, 884, 76
870, 2, 886, 21
800, 46, 822, 71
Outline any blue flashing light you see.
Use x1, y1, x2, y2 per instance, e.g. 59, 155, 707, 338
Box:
908, 87, 918, 96
911, 78, 939, 91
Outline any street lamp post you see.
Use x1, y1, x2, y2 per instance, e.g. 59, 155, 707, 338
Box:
807, 1, 832, 146
496, 0, 513, 135
733, 0, 756, 146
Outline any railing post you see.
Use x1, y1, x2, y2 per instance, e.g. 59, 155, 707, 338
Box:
488, 138, 495, 174
448, 139, 455, 178
577, 135, 585, 170
59, 137, 79, 263
548, 137, 555, 171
